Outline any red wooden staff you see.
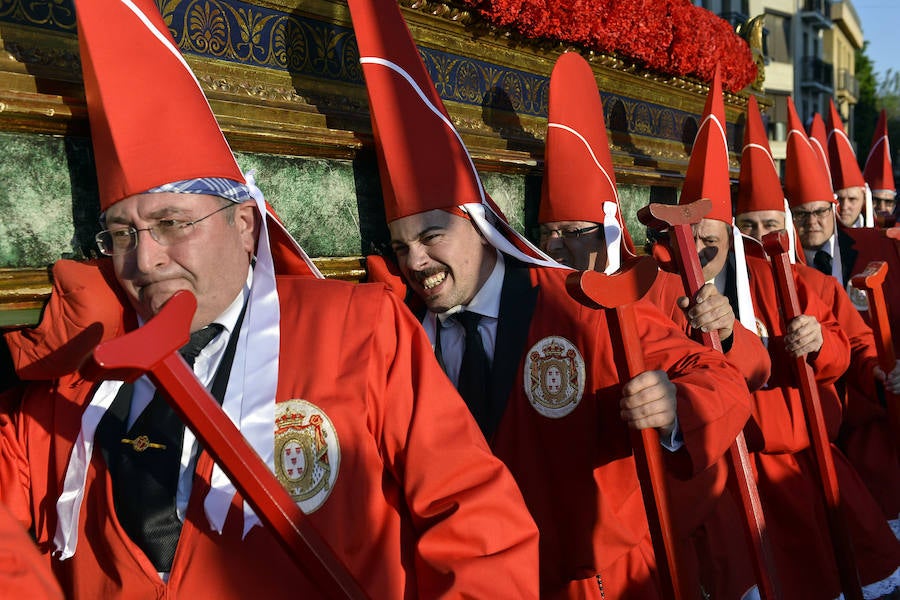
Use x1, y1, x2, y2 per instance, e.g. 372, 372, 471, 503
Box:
638, 199, 779, 600
567, 256, 687, 600
850, 261, 900, 454
761, 230, 863, 600
82, 290, 368, 600
874, 213, 896, 229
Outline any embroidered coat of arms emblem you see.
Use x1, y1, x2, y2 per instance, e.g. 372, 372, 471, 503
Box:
523, 336, 586, 418
274, 399, 340, 513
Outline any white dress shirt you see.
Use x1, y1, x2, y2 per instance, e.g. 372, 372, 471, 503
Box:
423, 251, 505, 386
122, 268, 250, 524
803, 232, 844, 285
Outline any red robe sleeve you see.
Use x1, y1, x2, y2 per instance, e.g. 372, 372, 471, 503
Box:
368, 288, 540, 598
742, 261, 851, 453
794, 263, 889, 430
792, 268, 852, 385
0, 388, 32, 531
0, 502, 62, 599
647, 270, 771, 392
630, 299, 753, 478
727, 322, 772, 392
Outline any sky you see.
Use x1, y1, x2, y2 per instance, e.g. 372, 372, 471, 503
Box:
853, 0, 900, 80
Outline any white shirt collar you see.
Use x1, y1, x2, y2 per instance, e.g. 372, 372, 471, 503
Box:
803, 232, 837, 263
215, 266, 252, 337
437, 250, 505, 323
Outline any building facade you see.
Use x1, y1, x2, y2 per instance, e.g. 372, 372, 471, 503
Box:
698, 0, 864, 163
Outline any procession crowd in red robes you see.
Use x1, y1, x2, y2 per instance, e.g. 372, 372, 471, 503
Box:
2, 1, 900, 599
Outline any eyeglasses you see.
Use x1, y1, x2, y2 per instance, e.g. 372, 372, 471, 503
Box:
791, 207, 832, 223
540, 224, 601, 240
873, 198, 897, 212
95, 203, 235, 256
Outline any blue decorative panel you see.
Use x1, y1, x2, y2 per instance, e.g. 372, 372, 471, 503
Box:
0, 0, 77, 32
0, 0, 736, 145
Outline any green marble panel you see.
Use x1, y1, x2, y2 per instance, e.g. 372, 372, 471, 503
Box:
234, 153, 365, 257
618, 184, 652, 249
481, 172, 529, 234
0, 131, 99, 268
0, 130, 670, 268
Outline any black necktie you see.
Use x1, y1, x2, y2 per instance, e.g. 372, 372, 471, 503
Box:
454, 311, 491, 434
101, 324, 222, 572
814, 249, 832, 276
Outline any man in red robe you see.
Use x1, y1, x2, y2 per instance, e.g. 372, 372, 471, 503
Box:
535, 57, 771, 600
0, 1, 540, 597
354, 3, 754, 597
716, 95, 900, 599
799, 104, 900, 347
737, 98, 900, 541
827, 99, 873, 229
863, 110, 898, 219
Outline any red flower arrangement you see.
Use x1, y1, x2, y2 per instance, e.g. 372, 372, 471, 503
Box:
458, 0, 757, 92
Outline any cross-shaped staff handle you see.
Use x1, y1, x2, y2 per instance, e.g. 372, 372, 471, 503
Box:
638, 199, 720, 353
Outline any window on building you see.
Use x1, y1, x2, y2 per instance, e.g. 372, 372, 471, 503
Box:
697, 0, 750, 26
765, 12, 791, 63
768, 93, 789, 142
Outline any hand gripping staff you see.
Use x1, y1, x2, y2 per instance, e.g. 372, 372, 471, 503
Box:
637, 199, 780, 600
850, 261, 900, 454
884, 225, 900, 241
566, 256, 687, 600
82, 290, 368, 600
761, 230, 863, 600
875, 213, 897, 229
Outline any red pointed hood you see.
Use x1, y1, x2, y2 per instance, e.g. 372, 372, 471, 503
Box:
679, 66, 732, 223
785, 98, 834, 208
76, 0, 319, 278
808, 113, 832, 186
347, 0, 484, 222
863, 109, 895, 195
826, 98, 865, 190
736, 95, 784, 214
348, 0, 559, 267
76, 0, 243, 212
539, 51, 636, 255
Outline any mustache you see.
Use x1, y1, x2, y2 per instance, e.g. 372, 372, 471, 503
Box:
132, 273, 184, 289
133, 275, 172, 286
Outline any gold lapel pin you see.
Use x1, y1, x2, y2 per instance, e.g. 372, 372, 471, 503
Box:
120, 435, 167, 452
